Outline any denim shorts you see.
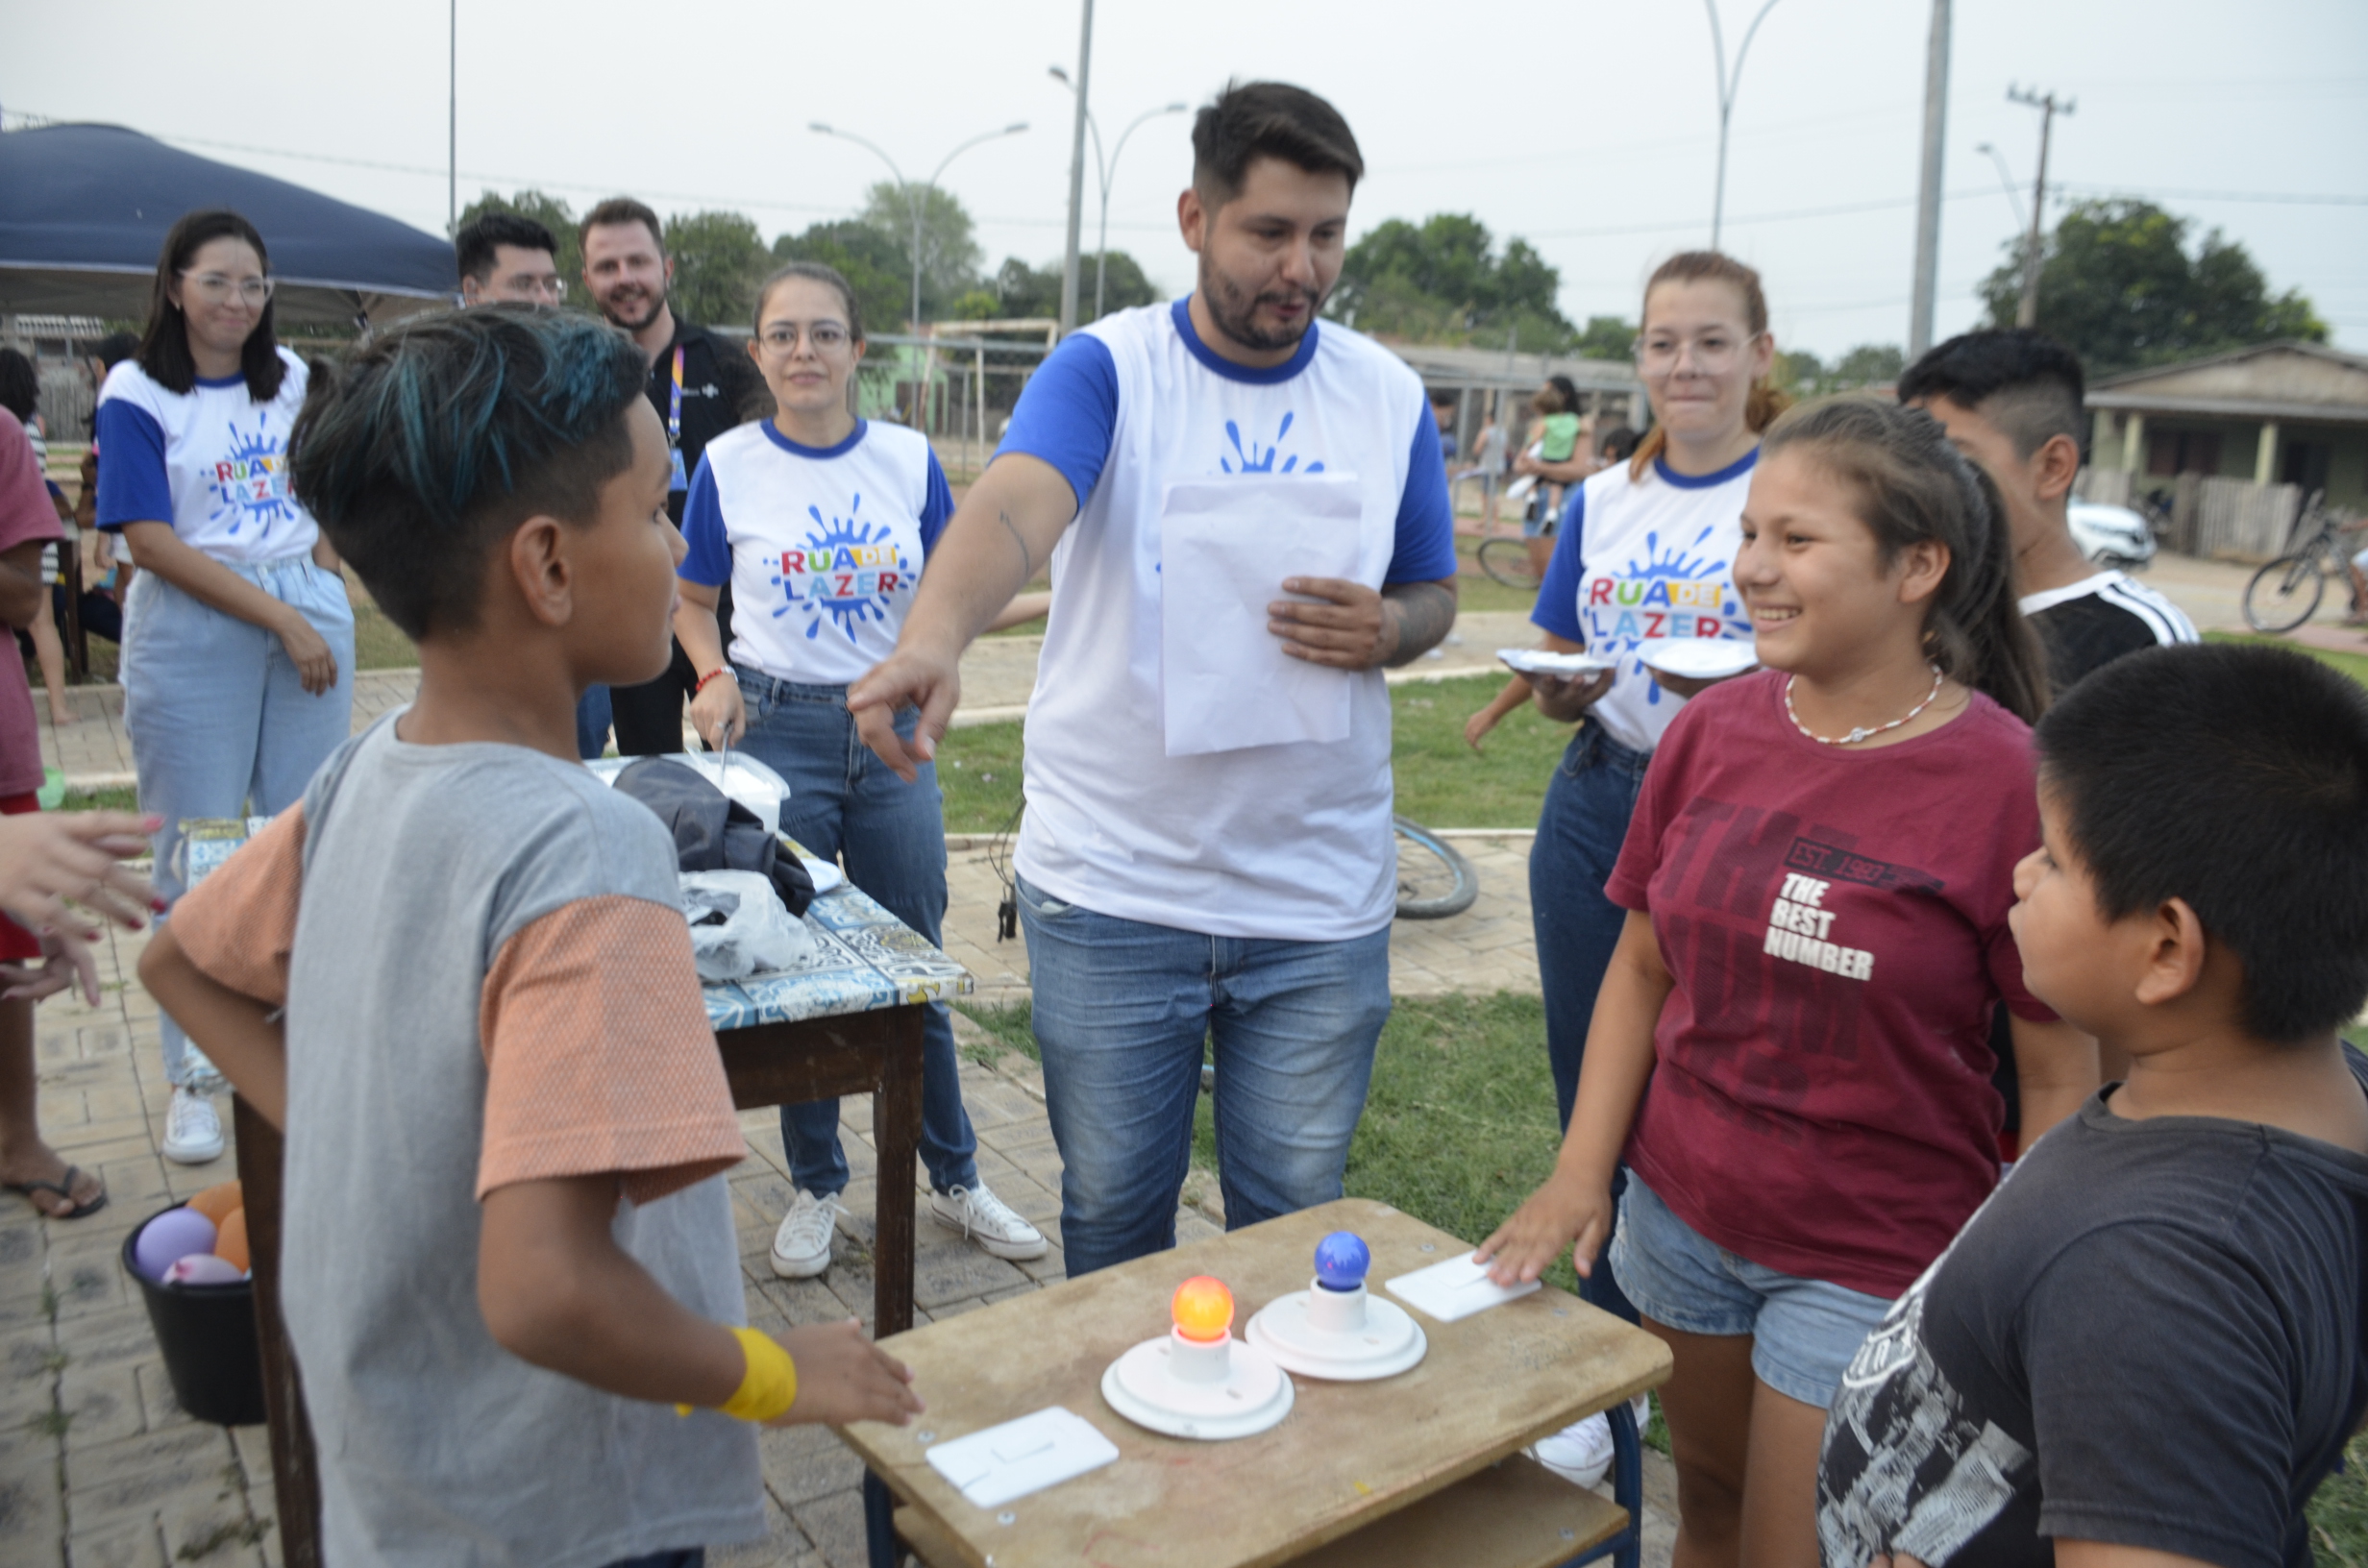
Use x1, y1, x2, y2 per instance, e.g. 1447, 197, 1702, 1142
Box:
1608, 1173, 1892, 1409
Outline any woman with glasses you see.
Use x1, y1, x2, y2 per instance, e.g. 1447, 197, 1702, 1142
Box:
93, 209, 354, 1165
1491, 251, 1786, 1488
673, 262, 1047, 1283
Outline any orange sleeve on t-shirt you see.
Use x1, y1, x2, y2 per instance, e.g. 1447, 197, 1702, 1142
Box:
171, 804, 306, 1008
476, 896, 746, 1207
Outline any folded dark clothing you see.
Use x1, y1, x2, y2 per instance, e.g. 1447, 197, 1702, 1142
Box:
612, 757, 816, 918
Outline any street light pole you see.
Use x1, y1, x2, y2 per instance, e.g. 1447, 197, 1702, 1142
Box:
2006, 84, 2073, 328
1058, 0, 1096, 334
1704, 0, 1784, 250
1052, 68, 1188, 323
447, 0, 456, 237
1907, 0, 1951, 358
810, 122, 1028, 331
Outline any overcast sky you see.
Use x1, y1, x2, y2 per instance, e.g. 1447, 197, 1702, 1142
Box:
9, 0, 2363, 359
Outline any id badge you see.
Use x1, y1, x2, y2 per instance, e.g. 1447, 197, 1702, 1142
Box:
668, 445, 689, 493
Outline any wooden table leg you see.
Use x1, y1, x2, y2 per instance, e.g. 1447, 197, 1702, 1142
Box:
233, 1096, 323, 1568
871, 1006, 923, 1337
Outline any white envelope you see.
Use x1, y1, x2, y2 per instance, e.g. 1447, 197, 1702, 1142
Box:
924, 1406, 1121, 1508
1158, 475, 1367, 757
1384, 1250, 1543, 1322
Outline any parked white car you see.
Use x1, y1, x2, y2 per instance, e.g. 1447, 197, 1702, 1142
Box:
2067, 502, 2158, 571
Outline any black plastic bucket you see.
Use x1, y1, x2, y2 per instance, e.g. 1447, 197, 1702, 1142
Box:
121, 1206, 267, 1427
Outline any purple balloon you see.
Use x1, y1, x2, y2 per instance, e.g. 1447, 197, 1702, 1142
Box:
134, 1208, 217, 1283
161, 1254, 245, 1286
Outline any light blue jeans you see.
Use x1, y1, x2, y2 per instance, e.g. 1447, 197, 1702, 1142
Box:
1015, 874, 1394, 1276
733, 672, 978, 1199
124, 555, 355, 1088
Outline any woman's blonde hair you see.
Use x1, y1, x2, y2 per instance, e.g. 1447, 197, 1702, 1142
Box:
1630, 251, 1789, 479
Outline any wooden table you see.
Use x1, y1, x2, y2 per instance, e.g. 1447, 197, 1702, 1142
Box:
227, 870, 972, 1568
843, 1198, 1671, 1568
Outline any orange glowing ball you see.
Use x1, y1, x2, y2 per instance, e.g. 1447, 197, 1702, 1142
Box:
1172, 1276, 1234, 1343
185, 1181, 242, 1228
214, 1208, 250, 1274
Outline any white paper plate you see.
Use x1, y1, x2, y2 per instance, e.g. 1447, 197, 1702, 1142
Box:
1497, 648, 1617, 677
1639, 639, 1759, 680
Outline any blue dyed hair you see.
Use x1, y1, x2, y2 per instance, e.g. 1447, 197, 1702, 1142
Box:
289, 306, 646, 638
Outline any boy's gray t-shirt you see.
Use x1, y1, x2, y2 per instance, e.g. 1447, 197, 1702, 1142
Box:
186, 718, 764, 1565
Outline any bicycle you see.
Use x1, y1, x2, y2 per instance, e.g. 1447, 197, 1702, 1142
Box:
2242, 491, 2362, 633
1475, 482, 1555, 591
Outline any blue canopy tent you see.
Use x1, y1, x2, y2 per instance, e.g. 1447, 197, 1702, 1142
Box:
0, 123, 456, 329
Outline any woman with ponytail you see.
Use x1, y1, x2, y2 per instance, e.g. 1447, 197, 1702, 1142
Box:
1480, 398, 2096, 1567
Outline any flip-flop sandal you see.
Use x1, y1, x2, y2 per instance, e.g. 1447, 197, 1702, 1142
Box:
5, 1165, 108, 1220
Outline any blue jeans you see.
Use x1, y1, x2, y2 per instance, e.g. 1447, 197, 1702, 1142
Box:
734, 673, 977, 1198
575, 684, 612, 760
1610, 1173, 1891, 1409
1015, 874, 1394, 1277
124, 557, 355, 1089
1530, 722, 1653, 1324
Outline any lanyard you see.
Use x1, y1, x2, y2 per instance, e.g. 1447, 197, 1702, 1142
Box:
667, 345, 686, 447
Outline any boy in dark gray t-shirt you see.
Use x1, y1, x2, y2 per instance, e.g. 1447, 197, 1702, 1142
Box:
142, 308, 922, 1568
1817, 644, 2368, 1568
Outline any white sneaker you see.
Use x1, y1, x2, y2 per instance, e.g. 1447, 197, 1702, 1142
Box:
1532, 1395, 1652, 1490
769, 1189, 844, 1279
161, 1087, 224, 1165
929, 1183, 1048, 1261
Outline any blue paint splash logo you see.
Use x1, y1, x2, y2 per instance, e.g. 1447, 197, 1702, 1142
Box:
1219, 412, 1325, 475
205, 413, 296, 538
1585, 525, 1749, 705
772, 493, 913, 646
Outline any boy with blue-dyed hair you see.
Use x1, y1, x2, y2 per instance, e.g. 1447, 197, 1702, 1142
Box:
140, 306, 921, 1568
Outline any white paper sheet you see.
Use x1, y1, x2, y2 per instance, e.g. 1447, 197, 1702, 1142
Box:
1384, 1250, 1543, 1322
1158, 475, 1367, 757
924, 1406, 1121, 1508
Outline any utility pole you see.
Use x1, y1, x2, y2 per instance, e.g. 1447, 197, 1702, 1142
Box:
2007, 84, 2073, 329
1057, 0, 1095, 334
447, 0, 456, 237
1907, 0, 1950, 358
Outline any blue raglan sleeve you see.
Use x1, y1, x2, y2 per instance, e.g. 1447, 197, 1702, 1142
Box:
996, 332, 1119, 513
1529, 484, 1588, 643
1383, 403, 1459, 586
917, 448, 954, 556
92, 400, 172, 531
678, 453, 730, 587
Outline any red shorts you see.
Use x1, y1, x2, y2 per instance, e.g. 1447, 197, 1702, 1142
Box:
1, 794, 44, 962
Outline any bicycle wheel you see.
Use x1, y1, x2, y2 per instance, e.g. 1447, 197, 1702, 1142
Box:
1394, 816, 1479, 919
1477, 536, 1538, 591
2243, 551, 2326, 634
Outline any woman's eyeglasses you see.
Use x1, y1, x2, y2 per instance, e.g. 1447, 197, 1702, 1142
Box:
179, 272, 275, 307
758, 322, 851, 354
1633, 331, 1763, 375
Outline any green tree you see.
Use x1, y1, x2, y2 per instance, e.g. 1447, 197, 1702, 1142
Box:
456, 189, 582, 295
1775, 348, 1825, 395
1328, 213, 1576, 348
771, 221, 908, 341
1981, 199, 2329, 376
987, 253, 1159, 321
855, 182, 982, 324
1830, 343, 1906, 388
1574, 315, 1637, 361
662, 209, 768, 331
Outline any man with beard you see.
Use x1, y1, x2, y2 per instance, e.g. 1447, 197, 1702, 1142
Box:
849, 81, 1457, 1275
578, 198, 768, 755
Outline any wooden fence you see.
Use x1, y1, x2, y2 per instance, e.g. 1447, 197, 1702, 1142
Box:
2076, 467, 2303, 561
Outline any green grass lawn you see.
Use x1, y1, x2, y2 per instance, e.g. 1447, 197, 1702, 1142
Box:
2204, 629, 2368, 685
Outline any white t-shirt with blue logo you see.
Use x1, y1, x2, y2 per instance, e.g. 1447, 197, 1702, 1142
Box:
678, 419, 952, 686
997, 298, 1458, 943
1532, 449, 1758, 753
92, 349, 319, 563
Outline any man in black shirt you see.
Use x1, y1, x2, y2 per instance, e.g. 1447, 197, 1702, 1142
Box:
579, 197, 769, 755
1818, 644, 2368, 1567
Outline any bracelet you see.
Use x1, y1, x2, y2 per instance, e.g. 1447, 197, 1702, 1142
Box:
694, 667, 736, 697
679, 1325, 799, 1422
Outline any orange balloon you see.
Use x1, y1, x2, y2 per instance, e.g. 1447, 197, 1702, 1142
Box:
186, 1181, 242, 1228
1172, 1276, 1234, 1343
214, 1208, 250, 1274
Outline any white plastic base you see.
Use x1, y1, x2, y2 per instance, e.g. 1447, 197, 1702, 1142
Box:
1246, 1280, 1428, 1381
1100, 1330, 1295, 1440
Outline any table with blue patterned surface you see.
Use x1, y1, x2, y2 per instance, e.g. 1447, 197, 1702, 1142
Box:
701, 876, 975, 1032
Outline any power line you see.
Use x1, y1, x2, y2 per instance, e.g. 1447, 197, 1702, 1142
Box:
2054, 183, 2368, 208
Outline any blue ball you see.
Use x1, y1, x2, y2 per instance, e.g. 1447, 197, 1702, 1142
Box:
1313, 1231, 1369, 1291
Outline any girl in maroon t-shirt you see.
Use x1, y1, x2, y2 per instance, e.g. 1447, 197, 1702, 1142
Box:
1481, 399, 2099, 1567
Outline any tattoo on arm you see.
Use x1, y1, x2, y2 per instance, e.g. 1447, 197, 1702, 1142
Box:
996, 509, 1036, 580
1379, 579, 1459, 668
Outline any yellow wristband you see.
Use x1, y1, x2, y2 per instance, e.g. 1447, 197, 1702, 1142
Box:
717, 1326, 799, 1423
